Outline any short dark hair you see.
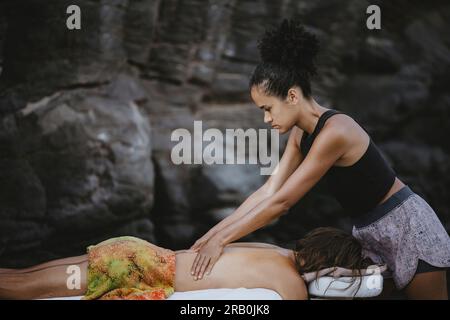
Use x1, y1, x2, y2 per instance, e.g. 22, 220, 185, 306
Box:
249, 19, 320, 99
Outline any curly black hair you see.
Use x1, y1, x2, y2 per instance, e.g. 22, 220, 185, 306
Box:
249, 19, 320, 99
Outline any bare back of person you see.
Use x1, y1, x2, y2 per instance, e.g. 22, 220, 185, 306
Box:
174, 243, 304, 299
0, 242, 307, 300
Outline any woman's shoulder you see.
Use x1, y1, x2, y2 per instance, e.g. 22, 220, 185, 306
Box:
323, 111, 356, 130
322, 111, 370, 144
259, 252, 307, 300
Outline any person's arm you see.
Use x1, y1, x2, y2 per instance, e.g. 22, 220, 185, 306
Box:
216, 123, 348, 245
190, 184, 274, 250
192, 122, 349, 279
190, 127, 304, 251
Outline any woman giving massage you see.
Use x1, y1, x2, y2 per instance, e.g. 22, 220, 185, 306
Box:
0, 228, 372, 300
189, 19, 450, 300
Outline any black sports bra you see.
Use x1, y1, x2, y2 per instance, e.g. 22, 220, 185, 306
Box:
300, 110, 396, 216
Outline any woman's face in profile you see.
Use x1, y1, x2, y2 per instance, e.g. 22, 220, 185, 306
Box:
250, 85, 297, 134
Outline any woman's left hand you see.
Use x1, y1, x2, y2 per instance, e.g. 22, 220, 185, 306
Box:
190, 236, 224, 280
190, 230, 215, 251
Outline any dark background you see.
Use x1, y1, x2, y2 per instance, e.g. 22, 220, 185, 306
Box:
0, 0, 449, 287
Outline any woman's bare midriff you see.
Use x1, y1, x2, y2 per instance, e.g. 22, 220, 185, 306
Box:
173, 245, 293, 293
377, 177, 405, 205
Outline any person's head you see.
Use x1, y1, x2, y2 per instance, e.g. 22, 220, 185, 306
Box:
294, 227, 372, 277
249, 19, 320, 134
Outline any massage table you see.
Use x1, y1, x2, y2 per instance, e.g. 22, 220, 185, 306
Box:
42, 274, 383, 300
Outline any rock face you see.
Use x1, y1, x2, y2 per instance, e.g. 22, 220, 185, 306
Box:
0, 0, 449, 267
1, 86, 156, 266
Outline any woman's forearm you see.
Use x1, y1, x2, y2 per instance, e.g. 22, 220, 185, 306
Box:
206, 185, 273, 236
216, 196, 288, 246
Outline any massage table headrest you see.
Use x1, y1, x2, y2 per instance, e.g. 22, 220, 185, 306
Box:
303, 264, 386, 299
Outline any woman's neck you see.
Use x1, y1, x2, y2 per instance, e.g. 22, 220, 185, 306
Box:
295, 98, 329, 134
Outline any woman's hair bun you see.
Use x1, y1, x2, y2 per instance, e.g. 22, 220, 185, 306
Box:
257, 19, 319, 77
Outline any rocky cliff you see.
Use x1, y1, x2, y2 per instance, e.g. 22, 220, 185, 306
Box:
0, 0, 449, 267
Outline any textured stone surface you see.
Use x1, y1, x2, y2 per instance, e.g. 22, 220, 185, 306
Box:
0, 88, 155, 267
0, 0, 449, 268
0, 0, 129, 114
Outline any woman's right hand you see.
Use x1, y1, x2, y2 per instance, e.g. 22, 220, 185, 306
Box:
190, 235, 225, 280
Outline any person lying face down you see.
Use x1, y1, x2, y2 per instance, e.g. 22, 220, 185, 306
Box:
0, 227, 372, 300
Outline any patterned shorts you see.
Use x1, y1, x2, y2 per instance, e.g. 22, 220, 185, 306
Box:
352, 186, 450, 290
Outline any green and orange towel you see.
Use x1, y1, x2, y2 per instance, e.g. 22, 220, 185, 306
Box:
83, 236, 176, 300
